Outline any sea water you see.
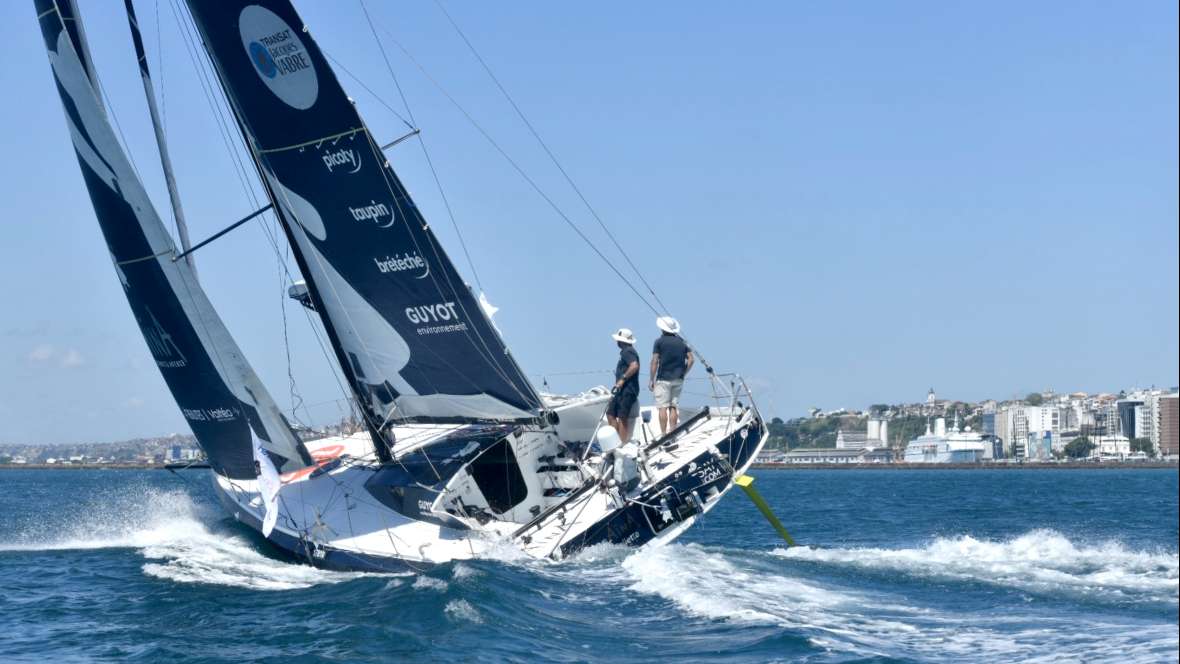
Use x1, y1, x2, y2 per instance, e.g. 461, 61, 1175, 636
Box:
0, 468, 1175, 663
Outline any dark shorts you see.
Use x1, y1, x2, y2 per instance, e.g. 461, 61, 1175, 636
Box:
607, 389, 639, 420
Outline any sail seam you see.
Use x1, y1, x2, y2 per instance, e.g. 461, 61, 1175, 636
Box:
116, 248, 174, 266
256, 127, 365, 155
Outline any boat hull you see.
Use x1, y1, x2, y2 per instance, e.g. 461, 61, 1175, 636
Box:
210, 405, 767, 572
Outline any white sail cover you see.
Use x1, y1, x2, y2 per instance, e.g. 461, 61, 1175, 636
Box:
34, 0, 312, 479
185, 0, 543, 427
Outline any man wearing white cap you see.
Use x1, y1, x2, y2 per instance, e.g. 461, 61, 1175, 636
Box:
607, 328, 641, 442
650, 316, 693, 435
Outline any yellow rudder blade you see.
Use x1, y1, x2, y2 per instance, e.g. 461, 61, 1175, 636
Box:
734, 474, 797, 547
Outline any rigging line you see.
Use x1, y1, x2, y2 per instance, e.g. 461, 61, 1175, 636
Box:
433, 0, 672, 316
169, 0, 352, 414
358, 0, 484, 293
308, 48, 533, 405
171, 1, 349, 419
324, 37, 536, 405
95, 75, 144, 186
280, 239, 304, 425
165, 0, 255, 212
355, 128, 539, 408
321, 53, 415, 131
379, 27, 664, 318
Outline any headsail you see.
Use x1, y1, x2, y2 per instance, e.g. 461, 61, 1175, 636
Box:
34, 0, 313, 479
184, 0, 543, 432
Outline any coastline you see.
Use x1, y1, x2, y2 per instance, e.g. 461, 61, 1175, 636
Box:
0, 464, 172, 470
750, 461, 1179, 470
1, 461, 1175, 471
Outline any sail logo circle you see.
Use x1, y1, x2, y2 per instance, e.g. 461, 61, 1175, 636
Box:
248, 41, 278, 79
238, 6, 318, 110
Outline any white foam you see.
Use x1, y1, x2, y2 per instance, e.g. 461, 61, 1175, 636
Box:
622, 542, 850, 625
141, 538, 363, 592
412, 575, 449, 591
452, 563, 479, 580
444, 599, 483, 623
616, 542, 1180, 662
2, 486, 368, 591
774, 529, 1180, 604
0, 487, 204, 552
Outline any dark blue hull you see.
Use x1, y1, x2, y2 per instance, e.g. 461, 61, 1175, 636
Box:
557, 415, 766, 557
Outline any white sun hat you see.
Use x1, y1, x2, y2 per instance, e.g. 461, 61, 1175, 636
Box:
656, 316, 680, 334
611, 328, 636, 344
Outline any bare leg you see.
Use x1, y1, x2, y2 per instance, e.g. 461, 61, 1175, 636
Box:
658, 407, 669, 436
607, 414, 620, 441
618, 417, 637, 443
668, 406, 679, 431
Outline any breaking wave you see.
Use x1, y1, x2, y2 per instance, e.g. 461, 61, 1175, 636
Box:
775, 529, 1179, 605
0, 485, 369, 591
444, 599, 484, 623
615, 541, 1179, 661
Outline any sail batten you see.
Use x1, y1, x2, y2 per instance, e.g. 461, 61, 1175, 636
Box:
184, 0, 543, 432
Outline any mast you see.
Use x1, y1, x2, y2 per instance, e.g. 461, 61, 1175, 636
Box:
122, 0, 196, 274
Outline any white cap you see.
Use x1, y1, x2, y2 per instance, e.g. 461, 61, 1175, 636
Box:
656, 316, 680, 334
611, 328, 636, 344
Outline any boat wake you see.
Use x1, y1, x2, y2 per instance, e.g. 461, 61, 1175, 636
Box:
774, 529, 1180, 605
611, 540, 1179, 662
0, 485, 371, 591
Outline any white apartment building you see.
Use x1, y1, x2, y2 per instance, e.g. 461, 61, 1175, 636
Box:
1095, 435, 1131, 458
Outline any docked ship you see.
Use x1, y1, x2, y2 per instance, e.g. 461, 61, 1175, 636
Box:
903, 414, 987, 463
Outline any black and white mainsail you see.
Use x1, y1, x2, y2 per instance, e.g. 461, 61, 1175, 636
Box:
35, 0, 313, 479
184, 1, 543, 432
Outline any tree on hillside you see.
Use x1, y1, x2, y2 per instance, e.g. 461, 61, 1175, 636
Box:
766, 417, 790, 450
1064, 437, 1095, 459
1025, 393, 1044, 406
1130, 438, 1154, 456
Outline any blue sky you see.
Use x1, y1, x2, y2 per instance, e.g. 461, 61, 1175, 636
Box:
1, 1, 1176, 444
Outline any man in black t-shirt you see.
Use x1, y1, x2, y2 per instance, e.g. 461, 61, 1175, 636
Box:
650, 317, 693, 435
607, 328, 640, 443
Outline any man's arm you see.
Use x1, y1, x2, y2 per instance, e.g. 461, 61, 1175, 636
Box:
617, 359, 640, 391
685, 350, 694, 376
649, 353, 659, 389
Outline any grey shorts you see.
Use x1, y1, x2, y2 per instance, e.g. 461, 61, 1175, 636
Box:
653, 379, 684, 408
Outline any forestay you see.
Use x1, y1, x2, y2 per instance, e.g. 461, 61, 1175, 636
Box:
34, 0, 313, 479
184, 0, 542, 429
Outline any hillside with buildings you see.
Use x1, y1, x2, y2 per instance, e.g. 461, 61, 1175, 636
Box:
3, 390, 1176, 467
0, 419, 360, 466
762, 387, 1179, 464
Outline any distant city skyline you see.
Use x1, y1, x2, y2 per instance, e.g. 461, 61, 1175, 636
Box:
1, 1, 1176, 444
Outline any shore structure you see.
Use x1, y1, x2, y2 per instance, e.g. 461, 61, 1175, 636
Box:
903, 414, 990, 463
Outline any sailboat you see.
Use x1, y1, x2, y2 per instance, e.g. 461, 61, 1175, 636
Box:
33, 0, 768, 571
